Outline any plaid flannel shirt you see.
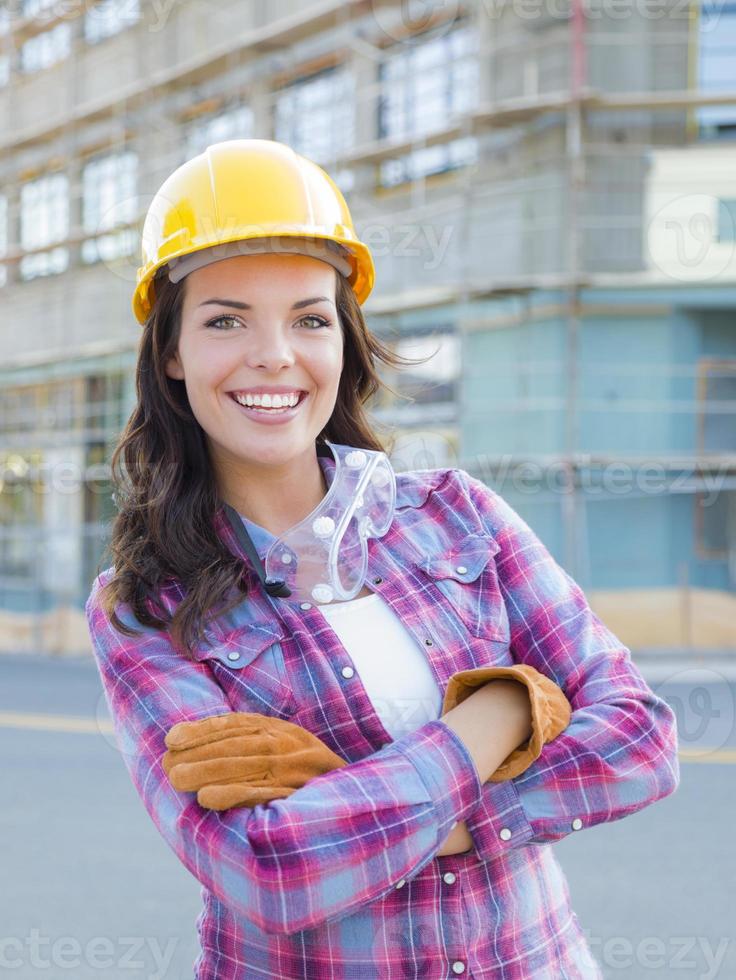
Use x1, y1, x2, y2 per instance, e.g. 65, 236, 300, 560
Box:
85, 454, 680, 978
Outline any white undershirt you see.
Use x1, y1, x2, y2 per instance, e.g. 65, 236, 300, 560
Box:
318, 591, 444, 740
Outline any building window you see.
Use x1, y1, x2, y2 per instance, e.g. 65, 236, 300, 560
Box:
184, 105, 254, 160
696, 489, 736, 561
0, 383, 70, 433
0, 6, 9, 88
274, 67, 355, 192
372, 325, 460, 471
373, 326, 460, 424
84, 373, 125, 436
717, 198, 736, 243
84, 441, 116, 526
0, 390, 33, 435
379, 138, 478, 189
0, 450, 44, 582
21, 0, 57, 16
84, 0, 141, 45
379, 27, 479, 138
378, 26, 479, 188
698, 359, 736, 452
81, 150, 138, 265
20, 22, 71, 73
19, 173, 69, 281
0, 195, 7, 289
698, 4, 736, 137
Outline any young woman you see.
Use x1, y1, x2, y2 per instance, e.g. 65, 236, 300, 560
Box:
86, 139, 680, 979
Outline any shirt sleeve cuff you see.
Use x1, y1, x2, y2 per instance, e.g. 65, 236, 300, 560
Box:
463, 777, 536, 861
392, 718, 484, 835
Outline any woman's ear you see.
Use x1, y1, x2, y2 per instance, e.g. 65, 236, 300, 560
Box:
165, 352, 185, 380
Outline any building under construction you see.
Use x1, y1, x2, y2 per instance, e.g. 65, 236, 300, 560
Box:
1, 0, 735, 656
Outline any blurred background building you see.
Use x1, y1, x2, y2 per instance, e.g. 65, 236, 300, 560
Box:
0, 0, 735, 656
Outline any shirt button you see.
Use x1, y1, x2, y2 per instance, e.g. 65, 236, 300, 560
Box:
373, 576, 383, 585
443, 872, 456, 885
395, 878, 406, 889
227, 652, 241, 661
456, 565, 467, 575
499, 827, 512, 841
451, 962, 466, 975
572, 818, 583, 831
300, 602, 312, 610
341, 666, 355, 679
424, 638, 434, 647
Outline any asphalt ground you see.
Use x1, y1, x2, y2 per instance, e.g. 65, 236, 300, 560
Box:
0, 653, 734, 979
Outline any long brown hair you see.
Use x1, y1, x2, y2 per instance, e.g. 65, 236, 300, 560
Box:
97, 268, 428, 659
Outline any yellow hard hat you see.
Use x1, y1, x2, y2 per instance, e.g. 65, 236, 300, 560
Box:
132, 139, 375, 324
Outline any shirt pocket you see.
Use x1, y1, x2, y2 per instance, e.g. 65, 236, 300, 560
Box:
416, 532, 510, 642
193, 618, 297, 718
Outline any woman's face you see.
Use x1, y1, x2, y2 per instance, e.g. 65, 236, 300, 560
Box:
166, 251, 344, 477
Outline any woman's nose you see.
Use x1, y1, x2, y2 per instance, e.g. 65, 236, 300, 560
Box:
244, 332, 296, 371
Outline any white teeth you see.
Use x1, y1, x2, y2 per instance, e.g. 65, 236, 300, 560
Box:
233, 391, 301, 408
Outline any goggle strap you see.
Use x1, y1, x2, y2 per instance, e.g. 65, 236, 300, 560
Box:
221, 501, 292, 599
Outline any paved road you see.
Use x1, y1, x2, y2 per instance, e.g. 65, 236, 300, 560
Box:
0, 654, 734, 979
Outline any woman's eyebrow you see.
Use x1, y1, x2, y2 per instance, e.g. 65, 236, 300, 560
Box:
197, 296, 335, 310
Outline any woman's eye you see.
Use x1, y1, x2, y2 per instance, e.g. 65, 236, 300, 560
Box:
206, 315, 240, 330
299, 315, 329, 330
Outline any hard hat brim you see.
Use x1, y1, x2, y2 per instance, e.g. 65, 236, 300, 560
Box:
133, 230, 374, 324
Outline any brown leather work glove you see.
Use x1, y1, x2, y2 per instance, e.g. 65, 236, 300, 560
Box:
441, 664, 572, 782
162, 711, 348, 810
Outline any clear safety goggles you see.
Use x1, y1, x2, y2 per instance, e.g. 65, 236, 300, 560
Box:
263, 441, 396, 605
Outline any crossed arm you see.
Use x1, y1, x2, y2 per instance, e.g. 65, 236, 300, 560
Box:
436, 679, 533, 854
162, 675, 539, 857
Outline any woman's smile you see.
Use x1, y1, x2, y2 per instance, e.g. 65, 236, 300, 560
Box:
227, 389, 310, 425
